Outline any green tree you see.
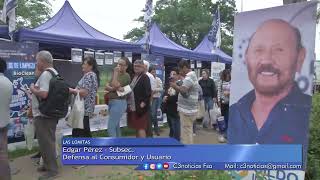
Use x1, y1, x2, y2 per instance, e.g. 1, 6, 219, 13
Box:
0, 0, 53, 28
124, 0, 236, 56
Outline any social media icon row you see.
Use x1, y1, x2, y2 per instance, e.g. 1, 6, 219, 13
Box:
143, 163, 170, 170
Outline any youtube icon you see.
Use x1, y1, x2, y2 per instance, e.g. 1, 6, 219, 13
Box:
163, 163, 169, 169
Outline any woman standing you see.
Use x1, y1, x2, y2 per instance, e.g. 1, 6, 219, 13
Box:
105, 57, 131, 137
69, 56, 99, 137
218, 69, 231, 142
127, 60, 151, 138
163, 68, 180, 141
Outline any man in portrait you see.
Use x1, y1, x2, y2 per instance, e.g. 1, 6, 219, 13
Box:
228, 19, 311, 150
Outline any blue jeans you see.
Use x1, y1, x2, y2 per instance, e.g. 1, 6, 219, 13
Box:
108, 99, 127, 137
203, 96, 214, 111
167, 113, 180, 141
151, 97, 160, 134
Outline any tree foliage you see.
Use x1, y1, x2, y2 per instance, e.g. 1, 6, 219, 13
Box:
124, 0, 237, 56
306, 94, 320, 180
0, 0, 52, 28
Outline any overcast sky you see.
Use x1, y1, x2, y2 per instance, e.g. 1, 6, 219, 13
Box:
50, 0, 318, 58
50, 0, 284, 40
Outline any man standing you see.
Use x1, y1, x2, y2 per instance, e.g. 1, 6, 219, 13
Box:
149, 66, 163, 136
170, 60, 199, 144
198, 69, 217, 128
30, 51, 59, 179
143, 60, 156, 137
0, 58, 13, 180
228, 19, 311, 159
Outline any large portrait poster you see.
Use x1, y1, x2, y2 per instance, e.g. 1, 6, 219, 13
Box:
228, 1, 317, 179
0, 41, 39, 143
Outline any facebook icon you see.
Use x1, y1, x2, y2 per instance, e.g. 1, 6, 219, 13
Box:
143, 164, 149, 170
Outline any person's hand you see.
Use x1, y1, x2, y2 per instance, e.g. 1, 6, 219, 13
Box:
69, 88, 78, 94
163, 96, 168, 102
114, 67, 120, 74
30, 83, 39, 93
140, 102, 146, 108
30, 83, 35, 90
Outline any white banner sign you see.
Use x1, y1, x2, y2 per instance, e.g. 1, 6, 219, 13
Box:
71, 48, 82, 63
104, 52, 113, 65
211, 62, 225, 81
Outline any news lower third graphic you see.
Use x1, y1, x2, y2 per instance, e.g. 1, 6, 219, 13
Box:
61, 138, 303, 171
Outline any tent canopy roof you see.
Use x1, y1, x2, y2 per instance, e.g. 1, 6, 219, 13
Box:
194, 35, 232, 63
16, 1, 140, 52
137, 23, 221, 62
0, 25, 9, 39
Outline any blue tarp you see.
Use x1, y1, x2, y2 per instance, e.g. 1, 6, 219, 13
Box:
0, 25, 10, 39
137, 23, 221, 62
194, 35, 232, 64
15, 1, 141, 52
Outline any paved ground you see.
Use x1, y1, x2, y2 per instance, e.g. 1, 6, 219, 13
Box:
11, 125, 222, 180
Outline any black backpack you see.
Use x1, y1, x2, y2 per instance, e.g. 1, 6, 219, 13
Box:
39, 69, 70, 119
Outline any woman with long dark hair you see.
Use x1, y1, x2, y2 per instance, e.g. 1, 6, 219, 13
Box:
69, 56, 100, 137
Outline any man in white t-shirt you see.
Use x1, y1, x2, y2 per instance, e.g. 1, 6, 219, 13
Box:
30, 51, 59, 179
149, 66, 163, 136
0, 58, 13, 180
143, 60, 156, 137
170, 60, 199, 144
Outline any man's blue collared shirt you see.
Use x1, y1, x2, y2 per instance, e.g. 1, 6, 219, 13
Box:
228, 84, 311, 151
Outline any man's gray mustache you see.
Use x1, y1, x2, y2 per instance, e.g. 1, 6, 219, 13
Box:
257, 65, 280, 74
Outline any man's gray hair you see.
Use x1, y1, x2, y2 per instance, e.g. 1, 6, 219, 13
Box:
36, 50, 53, 64
143, 60, 150, 71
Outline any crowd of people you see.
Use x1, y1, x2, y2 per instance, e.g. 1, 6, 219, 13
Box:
0, 50, 231, 180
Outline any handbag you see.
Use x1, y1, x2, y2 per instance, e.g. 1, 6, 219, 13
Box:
210, 103, 221, 125
67, 93, 84, 129
127, 75, 142, 112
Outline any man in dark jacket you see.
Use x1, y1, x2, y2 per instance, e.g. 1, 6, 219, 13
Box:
198, 69, 217, 128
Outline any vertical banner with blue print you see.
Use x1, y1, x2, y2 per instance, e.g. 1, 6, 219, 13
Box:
229, 1, 317, 179
0, 41, 38, 143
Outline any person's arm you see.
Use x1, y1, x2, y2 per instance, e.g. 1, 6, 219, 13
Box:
111, 68, 121, 89
105, 83, 116, 92
166, 93, 178, 104
211, 79, 218, 100
78, 73, 94, 98
154, 78, 163, 93
30, 84, 48, 99
69, 87, 88, 97
140, 75, 151, 108
30, 71, 51, 99
170, 78, 192, 94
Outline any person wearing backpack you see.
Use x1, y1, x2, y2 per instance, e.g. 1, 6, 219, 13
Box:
69, 56, 99, 138
30, 51, 64, 179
